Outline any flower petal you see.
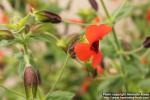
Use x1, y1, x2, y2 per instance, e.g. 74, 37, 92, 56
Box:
74, 43, 92, 61
146, 9, 150, 22
98, 24, 112, 39
96, 65, 103, 75
85, 24, 112, 43
92, 51, 102, 68
85, 25, 100, 43
80, 77, 92, 93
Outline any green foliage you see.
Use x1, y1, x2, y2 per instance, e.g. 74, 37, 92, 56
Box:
0, 0, 150, 100
46, 91, 75, 100
112, 2, 133, 24
138, 79, 150, 91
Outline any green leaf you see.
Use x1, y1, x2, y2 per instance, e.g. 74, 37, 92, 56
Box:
98, 75, 124, 92
37, 88, 45, 100
0, 40, 14, 47
31, 33, 56, 43
112, 2, 133, 23
15, 15, 30, 31
46, 91, 75, 100
138, 79, 150, 89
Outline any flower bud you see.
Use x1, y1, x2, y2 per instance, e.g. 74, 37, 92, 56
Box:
35, 70, 41, 85
68, 44, 76, 59
56, 39, 67, 51
67, 34, 80, 58
24, 65, 35, 87
34, 10, 62, 23
88, 0, 98, 11
0, 30, 14, 40
143, 36, 150, 48
33, 70, 41, 98
25, 24, 30, 34
146, 9, 150, 22
24, 64, 39, 98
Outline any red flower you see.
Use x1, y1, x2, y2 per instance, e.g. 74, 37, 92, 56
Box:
0, 51, 5, 58
146, 9, 150, 22
67, 18, 84, 24
80, 77, 92, 93
96, 65, 103, 75
94, 16, 101, 24
74, 24, 112, 68
0, 13, 9, 24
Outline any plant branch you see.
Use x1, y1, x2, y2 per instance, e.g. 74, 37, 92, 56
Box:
50, 53, 69, 92
123, 46, 144, 55
44, 32, 59, 41
100, 0, 121, 50
23, 43, 30, 65
46, 53, 70, 97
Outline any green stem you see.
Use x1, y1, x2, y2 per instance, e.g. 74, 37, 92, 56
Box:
142, 49, 150, 57
48, 53, 70, 93
37, 87, 44, 100
22, 43, 32, 100
100, 0, 110, 19
23, 43, 30, 65
123, 46, 143, 55
15, 0, 20, 10
112, 28, 121, 49
100, 0, 129, 91
0, 84, 25, 98
100, 0, 121, 50
44, 32, 59, 41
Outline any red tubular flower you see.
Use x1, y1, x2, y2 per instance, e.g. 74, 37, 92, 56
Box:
0, 51, 5, 59
74, 24, 112, 68
68, 18, 84, 24
0, 52, 4, 57
96, 65, 103, 75
146, 9, 150, 22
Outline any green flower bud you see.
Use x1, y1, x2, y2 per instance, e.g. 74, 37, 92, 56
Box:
0, 30, 14, 40
56, 39, 67, 51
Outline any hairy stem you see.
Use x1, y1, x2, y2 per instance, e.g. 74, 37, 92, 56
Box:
44, 32, 59, 41
100, 0, 121, 50
50, 53, 69, 92
123, 46, 143, 55
100, 0, 129, 91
